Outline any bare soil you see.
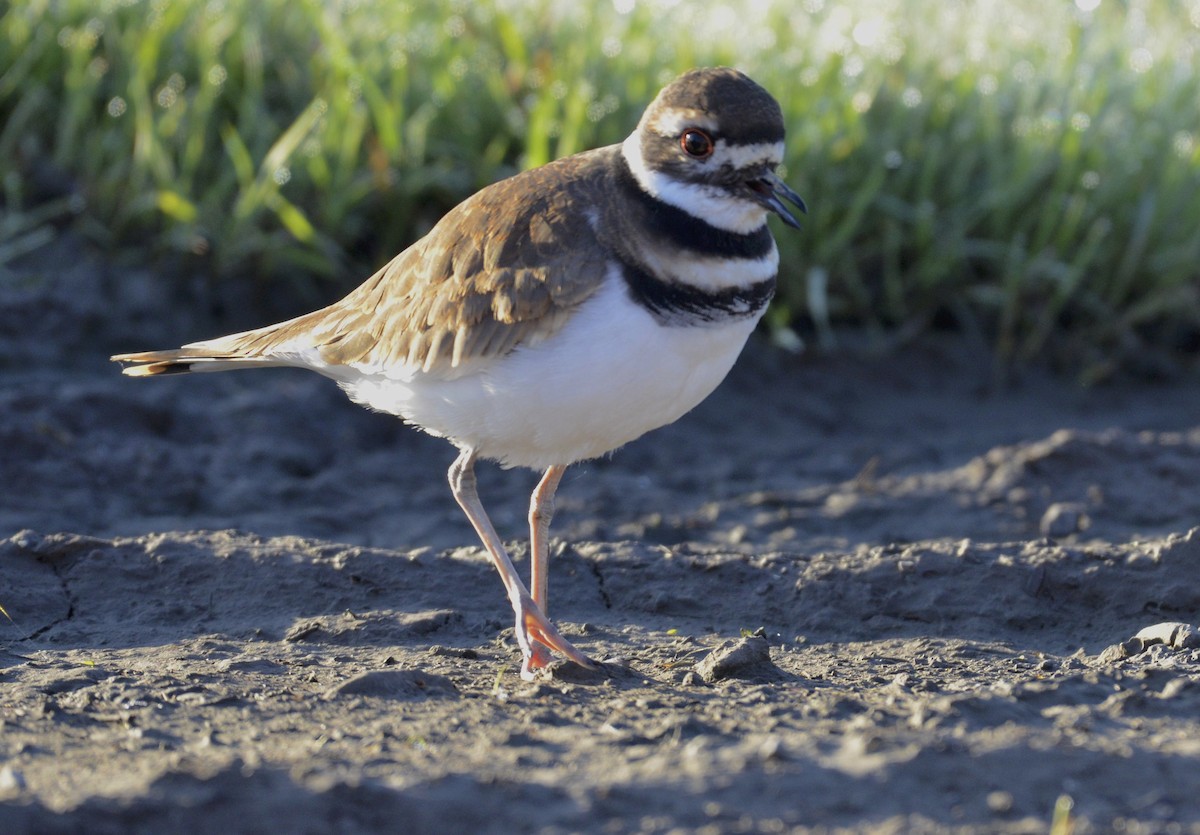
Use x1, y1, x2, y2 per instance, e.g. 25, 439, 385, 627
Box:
2, 243, 1199, 833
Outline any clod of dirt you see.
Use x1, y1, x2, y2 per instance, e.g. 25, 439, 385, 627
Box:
1097, 621, 1199, 662
694, 635, 773, 683
323, 668, 458, 699
1133, 622, 1199, 649
284, 620, 322, 642
1039, 502, 1090, 538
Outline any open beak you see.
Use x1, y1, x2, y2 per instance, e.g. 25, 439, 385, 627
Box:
749, 170, 808, 229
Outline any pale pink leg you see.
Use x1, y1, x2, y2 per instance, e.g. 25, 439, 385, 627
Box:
527, 464, 567, 670
448, 450, 593, 679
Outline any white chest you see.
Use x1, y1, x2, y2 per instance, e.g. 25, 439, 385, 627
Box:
341, 272, 763, 470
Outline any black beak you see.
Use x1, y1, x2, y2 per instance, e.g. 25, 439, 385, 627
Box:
749, 170, 808, 229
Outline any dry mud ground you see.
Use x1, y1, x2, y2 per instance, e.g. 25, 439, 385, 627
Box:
2, 245, 1200, 834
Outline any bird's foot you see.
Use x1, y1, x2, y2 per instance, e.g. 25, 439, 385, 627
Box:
514, 595, 596, 681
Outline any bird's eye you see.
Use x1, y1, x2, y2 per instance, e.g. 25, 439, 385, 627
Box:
679, 129, 714, 159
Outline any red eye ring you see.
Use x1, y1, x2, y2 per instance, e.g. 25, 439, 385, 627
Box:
680, 129, 714, 159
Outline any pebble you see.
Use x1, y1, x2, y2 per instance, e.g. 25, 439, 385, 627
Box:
1039, 503, 1090, 538
0, 765, 26, 794
1133, 622, 1198, 650
1098, 621, 1199, 662
323, 668, 457, 699
987, 790, 1014, 814
694, 636, 772, 683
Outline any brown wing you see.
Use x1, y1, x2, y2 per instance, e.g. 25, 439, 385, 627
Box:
221, 148, 615, 379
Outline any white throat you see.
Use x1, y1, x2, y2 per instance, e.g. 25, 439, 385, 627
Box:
621, 133, 776, 235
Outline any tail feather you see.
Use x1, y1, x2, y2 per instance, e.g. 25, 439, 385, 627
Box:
110, 347, 282, 377
111, 305, 333, 378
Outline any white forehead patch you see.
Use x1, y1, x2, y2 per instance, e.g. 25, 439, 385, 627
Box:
646, 107, 717, 137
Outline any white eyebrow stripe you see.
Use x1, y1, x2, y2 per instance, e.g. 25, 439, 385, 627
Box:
710, 140, 785, 170
646, 107, 717, 136
646, 110, 786, 171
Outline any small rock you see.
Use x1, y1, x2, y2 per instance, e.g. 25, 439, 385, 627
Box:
10, 530, 43, 552
987, 790, 1014, 814
283, 620, 322, 642
1098, 622, 1200, 662
544, 658, 607, 683
323, 669, 457, 700
1098, 638, 1146, 663
1040, 503, 1089, 538
1133, 622, 1199, 650
1161, 678, 1190, 700
0, 766, 26, 794
757, 736, 785, 761
694, 636, 772, 683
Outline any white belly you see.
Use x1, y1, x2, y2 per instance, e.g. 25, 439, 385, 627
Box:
339, 274, 761, 470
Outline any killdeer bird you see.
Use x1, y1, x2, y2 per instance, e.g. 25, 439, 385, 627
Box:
112, 67, 806, 679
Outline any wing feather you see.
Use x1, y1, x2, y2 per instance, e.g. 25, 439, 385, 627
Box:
159, 148, 616, 380
113, 148, 618, 380
299, 150, 616, 377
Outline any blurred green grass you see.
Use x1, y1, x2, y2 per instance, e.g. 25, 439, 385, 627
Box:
1, 0, 1198, 376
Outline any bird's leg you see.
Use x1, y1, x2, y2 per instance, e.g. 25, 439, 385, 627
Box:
448, 449, 594, 679
529, 465, 567, 614
527, 464, 567, 670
